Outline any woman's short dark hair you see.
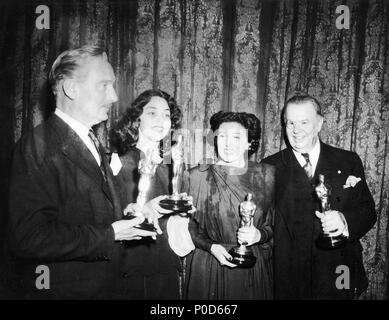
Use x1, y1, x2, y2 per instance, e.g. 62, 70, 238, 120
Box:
111, 89, 182, 155
209, 111, 261, 157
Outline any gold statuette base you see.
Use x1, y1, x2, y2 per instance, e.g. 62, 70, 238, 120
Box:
316, 233, 347, 249
159, 197, 192, 217
228, 245, 257, 268
122, 214, 157, 232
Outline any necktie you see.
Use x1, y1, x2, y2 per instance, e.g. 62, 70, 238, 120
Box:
88, 130, 122, 220
301, 153, 313, 179
88, 129, 107, 181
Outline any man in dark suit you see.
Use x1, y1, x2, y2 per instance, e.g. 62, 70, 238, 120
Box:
262, 95, 376, 299
8, 45, 156, 299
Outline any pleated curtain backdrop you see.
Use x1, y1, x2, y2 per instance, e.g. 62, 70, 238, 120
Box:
0, 0, 388, 299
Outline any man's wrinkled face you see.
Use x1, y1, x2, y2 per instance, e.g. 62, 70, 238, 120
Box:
284, 101, 323, 153
74, 56, 118, 126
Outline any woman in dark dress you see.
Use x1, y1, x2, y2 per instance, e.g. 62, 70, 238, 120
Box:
184, 111, 275, 299
110, 89, 182, 299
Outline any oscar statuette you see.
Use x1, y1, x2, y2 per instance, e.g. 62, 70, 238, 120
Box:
123, 150, 157, 232
159, 134, 192, 216
314, 174, 347, 249
228, 193, 257, 268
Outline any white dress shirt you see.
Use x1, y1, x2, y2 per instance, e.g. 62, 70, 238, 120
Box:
55, 108, 101, 165
292, 139, 321, 176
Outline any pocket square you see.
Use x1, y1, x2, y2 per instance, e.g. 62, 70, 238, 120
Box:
343, 175, 361, 189
110, 152, 122, 176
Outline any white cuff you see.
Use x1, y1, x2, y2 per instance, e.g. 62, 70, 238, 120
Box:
166, 215, 195, 257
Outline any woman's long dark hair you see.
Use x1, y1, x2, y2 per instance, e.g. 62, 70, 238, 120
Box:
209, 111, 261, 157
111, 89, 182, 156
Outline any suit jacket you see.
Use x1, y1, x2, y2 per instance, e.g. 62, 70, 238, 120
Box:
262, 141, 376, 299
8, 114, 123, 299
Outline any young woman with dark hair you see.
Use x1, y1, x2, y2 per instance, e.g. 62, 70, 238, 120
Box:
184, 111, 275, 299
110, 89, 183, 299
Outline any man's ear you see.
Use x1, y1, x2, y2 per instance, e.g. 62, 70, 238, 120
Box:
317, 115, 324, 132
62, 79, 77, 100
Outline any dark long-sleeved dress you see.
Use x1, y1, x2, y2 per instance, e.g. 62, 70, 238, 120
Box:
112, 148, 181, 299
184, 161, 275, 299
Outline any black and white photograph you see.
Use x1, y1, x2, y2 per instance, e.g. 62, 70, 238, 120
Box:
0, 0, 388, 307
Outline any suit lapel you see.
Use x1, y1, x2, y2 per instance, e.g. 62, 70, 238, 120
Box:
313, 142, 349, 210
100, 147, 122, 220
313, 141, 335, 181
277, 148, 299, 240
49, 115, 115, 208
278, 148, 317, 240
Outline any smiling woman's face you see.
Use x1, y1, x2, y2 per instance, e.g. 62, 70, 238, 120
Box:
138, 96, 172, 142
216, 121, 250, 165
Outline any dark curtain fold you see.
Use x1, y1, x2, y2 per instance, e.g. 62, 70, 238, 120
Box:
0, 0, 388, 299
